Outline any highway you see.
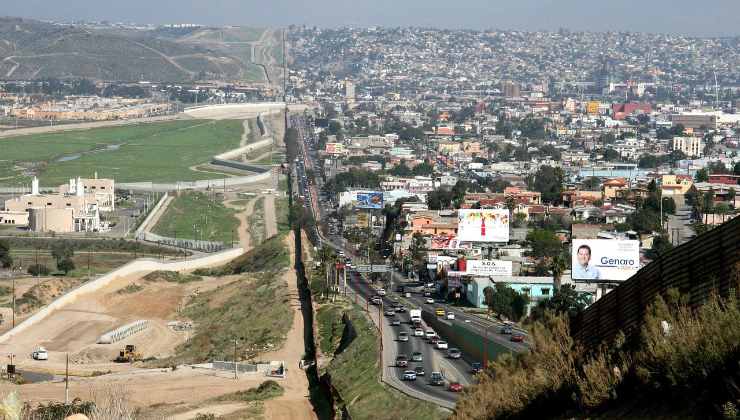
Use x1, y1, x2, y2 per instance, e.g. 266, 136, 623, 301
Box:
288, 114, 528, 407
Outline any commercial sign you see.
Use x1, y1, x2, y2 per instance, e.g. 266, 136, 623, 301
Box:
587, 101, 600, 115
355, 191, 384, 209
466, 260, 513, 277
355, 264, 392, 273
457, 209, 510, 243
572, 239, 640, 281
325, 142, 345, 155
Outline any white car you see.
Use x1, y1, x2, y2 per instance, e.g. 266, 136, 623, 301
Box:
398, 332, 409, 342
414, 328, 424, 337
425, 298, 435, 304
435, 340, 449, 350
425, 330, 436, 340
446, 312, 455, 320
403, 370, 417, 381
377, 289, 386, 296
32, 347, 48, 361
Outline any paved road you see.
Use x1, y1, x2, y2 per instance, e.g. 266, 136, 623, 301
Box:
665, 195, 696, 246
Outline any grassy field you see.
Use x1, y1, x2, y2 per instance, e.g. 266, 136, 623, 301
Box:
276, 197, 290, 234
152, 192, 239, 245
194, 234, 290, 276
8, 249, 153, 278
316, 302, 447, 420
0, 119, 244, 185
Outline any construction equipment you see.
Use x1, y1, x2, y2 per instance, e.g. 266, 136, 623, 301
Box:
114, 345, 142, 363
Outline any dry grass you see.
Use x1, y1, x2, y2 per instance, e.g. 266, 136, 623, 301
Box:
453, 288, 740, 420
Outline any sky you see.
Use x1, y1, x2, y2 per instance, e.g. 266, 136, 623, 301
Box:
4, 0, 739, 37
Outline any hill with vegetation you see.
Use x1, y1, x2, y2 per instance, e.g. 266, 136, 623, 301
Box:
0, 17, 265, 82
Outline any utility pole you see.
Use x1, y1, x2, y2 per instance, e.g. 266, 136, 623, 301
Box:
234, 339, 239, 380
65, 352, 69, 404
11, 277, 15, 328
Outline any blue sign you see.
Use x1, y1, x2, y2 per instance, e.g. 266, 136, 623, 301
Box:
356, 192, 384, 209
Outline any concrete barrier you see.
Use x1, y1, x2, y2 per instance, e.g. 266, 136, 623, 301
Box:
97, 320, 150, 344
0, 247, 244, 344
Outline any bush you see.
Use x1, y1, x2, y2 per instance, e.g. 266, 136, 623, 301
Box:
27, 264, 50, 276
143, 270, 202, 284
218, 380, 284, 402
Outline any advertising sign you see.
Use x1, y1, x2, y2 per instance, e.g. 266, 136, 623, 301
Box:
587, 101, 600, 115
457, 209, 509, 243
431, 235, 462, 250
572, 239, 640, 281
355, 191, 384, 209
325, 143, 345, 155
467, 260, 513, 277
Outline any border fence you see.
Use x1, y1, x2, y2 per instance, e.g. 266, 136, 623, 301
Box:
571, 216, 740, 348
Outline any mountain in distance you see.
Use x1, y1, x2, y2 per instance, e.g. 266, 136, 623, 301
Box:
0, 17, 268, 82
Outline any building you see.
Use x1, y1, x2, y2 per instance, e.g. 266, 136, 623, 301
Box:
57, 174, 115, 211
611, 103, 652, 120
465, 276, 555, 309
661, 174, 694, 196
345, 80, 356, 103
1, 177, 108, 233
502, 81, 520, 98
671, 114, 718, 131
708, 174, 740, 186
672, 137, 703, 158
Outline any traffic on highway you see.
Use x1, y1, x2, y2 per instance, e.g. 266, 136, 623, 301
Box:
288, 114, 529, 407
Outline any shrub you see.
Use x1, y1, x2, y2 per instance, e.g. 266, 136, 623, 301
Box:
27, 264, 50, 276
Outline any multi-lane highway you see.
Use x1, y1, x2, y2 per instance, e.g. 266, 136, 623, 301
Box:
288, 113, 529, 407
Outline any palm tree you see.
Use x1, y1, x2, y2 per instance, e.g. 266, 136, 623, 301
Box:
550, 254, 568, 291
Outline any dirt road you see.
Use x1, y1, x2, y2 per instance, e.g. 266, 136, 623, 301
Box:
261, 233, 316, 420
263, 194, 278, 238
224, 197, 258, 251
0, 115, 183, 139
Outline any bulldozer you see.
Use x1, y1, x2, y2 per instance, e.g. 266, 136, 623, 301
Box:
114, 345, 142, 363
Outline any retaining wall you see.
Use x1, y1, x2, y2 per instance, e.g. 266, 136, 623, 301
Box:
0, 247, 244, 345
117, 172, 272, 192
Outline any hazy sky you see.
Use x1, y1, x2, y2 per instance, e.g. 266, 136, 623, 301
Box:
4, 0, 739, 37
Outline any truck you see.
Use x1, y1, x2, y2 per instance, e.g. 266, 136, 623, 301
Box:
410, 309, 422, 325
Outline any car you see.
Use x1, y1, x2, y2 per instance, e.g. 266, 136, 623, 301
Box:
448, 382, 464, 392
436, 340, 449, 350
395, 306, 407, 313
425, 330, 436, 340
470, 362, 483, 374
435, 308, 445, 317
446, 312, 455, 320
447, 348, 462, 359
429, 371, 444, 386
428, 336, 439, 345
414, 366, 426, 376
396, 355, 409, 367
411, 352, 423, 362
371, 297, 382, 305
414, 328, 424, 337
377, 288, 386, 296
31, 347, 48, 361
405, 292, 412, 298
385, 310, 396, 317
402, 370, 417, 381
499, 325, 513, 335
397, 332, 409, 342
390, 319, 401, 326
425, 298, 435, 304
423, 291, 431, 297
511, 333, 525, 343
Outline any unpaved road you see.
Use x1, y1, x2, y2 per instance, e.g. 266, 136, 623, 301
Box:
224, 197, 258, 251
261, 233, 316, 420
263, 194, 278, 238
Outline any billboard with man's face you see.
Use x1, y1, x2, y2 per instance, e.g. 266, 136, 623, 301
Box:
355, 192, 384, 209
572, 239, 640, 281
457, 209, 509, 243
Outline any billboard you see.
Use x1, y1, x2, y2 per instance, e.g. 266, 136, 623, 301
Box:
587, 101, 600, 115
325, 143, 345, 155
572, 239, 640, 281
457, 209, 509, 243
467, 260, 513, 277
355, 192, 384, 209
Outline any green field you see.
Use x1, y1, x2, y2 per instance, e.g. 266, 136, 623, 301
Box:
0, 119, 244, 185
152, 192, 239, 245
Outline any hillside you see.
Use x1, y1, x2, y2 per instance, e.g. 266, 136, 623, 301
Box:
0, 17, 266, 82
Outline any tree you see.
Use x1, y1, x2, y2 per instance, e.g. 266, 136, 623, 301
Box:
533, 165, 565, 204
0, 240, 12, 269
484, 283, 530, 321
694, 168, 709, 183
58, 257, 75, 275
734, 162, 740, 176
728, 187, 736, 207
550, 254, 568, 290
51, 241, 74, 265
531, 284, 591, 320
602, 148, 621, 161
582, 177, 601, 191
27, 264, 50, 276
646, 234, 673, 260
526, 230, 563, 259
410, 232, 426, 269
